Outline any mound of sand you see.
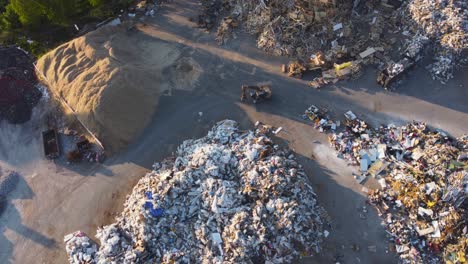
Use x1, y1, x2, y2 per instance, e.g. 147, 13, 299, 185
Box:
37, 23, 202, 151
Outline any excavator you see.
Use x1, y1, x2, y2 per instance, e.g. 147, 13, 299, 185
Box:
240, 85, 272, 104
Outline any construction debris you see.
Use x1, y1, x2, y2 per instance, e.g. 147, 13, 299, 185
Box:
399, 0, 468, 83
64, 231, 98, 264
320, 109, 467, 263
65, 120, 328, 263
302, 105, 339, 133
202, 0, 466, 86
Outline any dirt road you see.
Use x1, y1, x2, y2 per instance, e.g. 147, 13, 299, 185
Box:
0, 1, 466, 263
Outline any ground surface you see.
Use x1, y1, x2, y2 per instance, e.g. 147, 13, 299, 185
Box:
0, 1, 466, 263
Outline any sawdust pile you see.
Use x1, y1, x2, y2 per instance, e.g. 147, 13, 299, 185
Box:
37, 23, 202, 151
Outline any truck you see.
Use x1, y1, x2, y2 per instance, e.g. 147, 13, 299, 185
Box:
42, 129, 60, 159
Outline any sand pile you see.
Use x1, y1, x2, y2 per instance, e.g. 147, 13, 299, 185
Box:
37, 23, 202, 151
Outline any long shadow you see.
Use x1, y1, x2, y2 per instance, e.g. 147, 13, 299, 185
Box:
293, 151, 396, 264
123, 89, 254, 169
149, 0, 468, 116
0, 174, 56, 264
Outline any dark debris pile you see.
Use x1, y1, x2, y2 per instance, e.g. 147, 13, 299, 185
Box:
0, 46, 42, 124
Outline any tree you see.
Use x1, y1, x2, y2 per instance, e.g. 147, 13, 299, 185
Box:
41, 0, 76, 25
0, 4, 21, 30
88, 0, 106, 7
10, 0, 44, 26
0, 0, 9, 12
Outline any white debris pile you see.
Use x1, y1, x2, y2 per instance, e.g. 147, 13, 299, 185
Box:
65, 120, 327, 263
64, 231, 98, 264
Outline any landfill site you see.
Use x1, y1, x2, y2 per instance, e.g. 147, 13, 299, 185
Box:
0, 0, 467, 263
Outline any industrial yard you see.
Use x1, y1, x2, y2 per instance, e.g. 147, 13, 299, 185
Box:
0, 1, 467, 263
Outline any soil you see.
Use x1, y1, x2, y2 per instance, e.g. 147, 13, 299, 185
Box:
0, 1, 467, 264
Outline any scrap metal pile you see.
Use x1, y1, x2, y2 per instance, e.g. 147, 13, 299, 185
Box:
319, 110, 467, 263
65, 120, 328, 263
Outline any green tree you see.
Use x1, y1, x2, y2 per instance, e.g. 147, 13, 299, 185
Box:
88, 0, 106, 7
0, 0, 9, 12
10, 0, 44, 26
41, 0, 76, 24
0, 4, 21, 30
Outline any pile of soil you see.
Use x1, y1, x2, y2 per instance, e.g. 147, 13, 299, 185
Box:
37, 22, 202, 151
0, 47, 42, 124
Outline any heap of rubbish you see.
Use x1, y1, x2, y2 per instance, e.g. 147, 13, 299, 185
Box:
0, 46, 42, 124
64, 231, 98, 264
201, 0, 466, 86
405, 0, 468, 83
65, 120, 328, 263
303, 106, 467, 263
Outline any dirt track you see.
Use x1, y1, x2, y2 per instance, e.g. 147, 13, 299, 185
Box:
0, 1, 467, 263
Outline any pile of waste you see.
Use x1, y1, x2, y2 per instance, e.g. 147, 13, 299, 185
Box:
64, 231, 98, 264
65, 120, 328, 263
319, 110, 467, 263
407, 0, 467, 53
202, 0, 466, 85
301, 105, 467, 262
402, 0, 468, 83
0, 46, 42, 124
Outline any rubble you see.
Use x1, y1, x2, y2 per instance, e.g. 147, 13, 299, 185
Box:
302, 104, 467, 262
401, 0, 468, 83
202, 0, 466, 86
302, 105, 339, 133
407, 0, 467, 54
65, 120, 328, 263
64, 231, 98, 264
322, 109, 467, 263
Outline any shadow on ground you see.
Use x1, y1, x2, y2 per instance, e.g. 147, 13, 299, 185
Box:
0, 174, 56, 264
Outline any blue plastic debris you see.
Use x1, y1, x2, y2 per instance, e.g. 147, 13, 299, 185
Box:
145, 191, 153, 199
143, 201, 164, 217
150, 208, 164, 217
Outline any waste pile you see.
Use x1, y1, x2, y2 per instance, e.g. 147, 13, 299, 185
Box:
314, 108, 468, 263
64, 231, 98, 264
201, 0, 466, 85
397, 0, 468, 83
0, 46, 42, 124
65, 120, 328, 263
302, 105, 339, 133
